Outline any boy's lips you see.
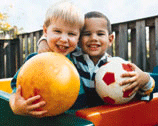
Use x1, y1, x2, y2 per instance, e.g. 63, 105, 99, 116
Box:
87, 44, 100, 51
56, 45, 69, 52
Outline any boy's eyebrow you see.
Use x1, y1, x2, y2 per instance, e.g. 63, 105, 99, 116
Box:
97, 30, 105, 32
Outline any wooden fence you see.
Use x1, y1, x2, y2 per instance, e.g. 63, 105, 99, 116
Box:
0, 15, 158, 78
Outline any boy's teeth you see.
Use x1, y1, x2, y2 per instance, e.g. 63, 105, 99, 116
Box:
59, 46, 66, 50
89, 45, 97, 48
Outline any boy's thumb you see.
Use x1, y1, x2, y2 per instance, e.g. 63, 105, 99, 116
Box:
16, 85, 22, 95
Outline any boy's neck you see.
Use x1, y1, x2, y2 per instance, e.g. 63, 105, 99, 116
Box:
89, 56, 101, 66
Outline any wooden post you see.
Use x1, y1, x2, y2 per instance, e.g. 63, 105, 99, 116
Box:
136, 20, 146, 71
115, 31, 119, 57
24, 34, 28, 58
35, 31, 40, 51
118, 23, 128, 60
131, 29, 136, 64
19, 35, 23, 66
5, 40, 18, 77
30, 33, 34, 53
0, 40, 4, 78
155, 17, 158, 66
149, 26, 156, 72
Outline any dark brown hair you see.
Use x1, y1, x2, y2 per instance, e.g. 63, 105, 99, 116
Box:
85, 11, 112, 34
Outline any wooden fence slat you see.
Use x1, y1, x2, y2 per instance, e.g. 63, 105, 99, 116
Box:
19, 35, 23, 66
131, 29, 136, 64
24, 34, 28, 57
30, 33, 34, 53
0, 41, 4, 78
155, 17, 158, 66
6, 40, 18, 77
35, 31, 40, 51
149, 27, 156, 72
115, 31, 119, 56
136, 20, 146, 71
118, 23, 128, 60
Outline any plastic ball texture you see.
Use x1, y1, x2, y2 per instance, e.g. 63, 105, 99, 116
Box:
95, 60, 136, 104
17, 52, 80, 117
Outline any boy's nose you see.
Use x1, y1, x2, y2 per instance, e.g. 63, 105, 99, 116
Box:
90, 34, 98, 41
60, 34, 68, 42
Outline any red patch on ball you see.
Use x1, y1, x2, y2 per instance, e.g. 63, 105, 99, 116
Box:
103, 96, 115, 104
102, 72, 115, 85
123, 89, 133, 98
122, 64, 133, 72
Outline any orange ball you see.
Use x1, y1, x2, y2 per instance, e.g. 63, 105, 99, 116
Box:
17, 52, 80, 117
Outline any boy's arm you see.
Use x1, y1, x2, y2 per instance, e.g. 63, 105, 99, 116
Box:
10, 52, 48, 117
37, 36, 52, 53
9, 85, 47, 117
120, 63, 155, 100
137, 75, 155, 100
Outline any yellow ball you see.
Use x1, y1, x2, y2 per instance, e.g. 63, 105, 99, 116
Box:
17, 52, 80, 117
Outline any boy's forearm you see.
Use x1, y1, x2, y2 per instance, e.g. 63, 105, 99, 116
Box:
138, 75, 155, 96
37, 35, 47, 46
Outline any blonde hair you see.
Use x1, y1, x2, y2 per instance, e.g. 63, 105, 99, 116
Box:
44, 1, 84, 30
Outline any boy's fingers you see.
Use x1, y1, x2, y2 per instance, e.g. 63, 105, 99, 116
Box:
121, 72, 136, 77
122, 82, 139, 97
129, 63, 136, 69
122, 82, 138, 92
29, 110, 48, 118
28, 101, 46, 111
26, 95, 41, 105
16, 85, 22, 95
122, 82, 137, 91
120, 76, 136, 85
128, 87, 139, 96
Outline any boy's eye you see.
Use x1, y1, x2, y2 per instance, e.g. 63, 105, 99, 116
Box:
54, 30, 61, 33
97, 33, 105, 36
68, 32, 76, 36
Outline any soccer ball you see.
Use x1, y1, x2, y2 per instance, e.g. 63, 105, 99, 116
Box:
95, 60, 136, 104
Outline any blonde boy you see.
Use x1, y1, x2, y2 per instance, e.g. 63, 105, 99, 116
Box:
9, 2, 84, 117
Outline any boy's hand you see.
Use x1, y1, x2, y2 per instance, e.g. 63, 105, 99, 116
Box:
119, 63, 150, 97
9, 85, 47, 118
38, 39, 52, 53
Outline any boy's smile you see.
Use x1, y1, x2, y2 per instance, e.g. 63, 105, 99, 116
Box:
87, 43, 101, 51
44, 18, 80, 56
81, 17, 113, 64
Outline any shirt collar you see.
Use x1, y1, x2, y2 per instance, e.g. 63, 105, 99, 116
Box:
72, 47, 111, 66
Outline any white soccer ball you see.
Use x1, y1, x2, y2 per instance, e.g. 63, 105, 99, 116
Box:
95, 60, 136, 104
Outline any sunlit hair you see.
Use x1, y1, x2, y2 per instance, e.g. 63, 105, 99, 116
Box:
85, 11, 112, 34
44, 1, 84, 30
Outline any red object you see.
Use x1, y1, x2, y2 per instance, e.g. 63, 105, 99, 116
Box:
122, 63, 133, 72
76, 98, 158, 126
103, 96, 115, 104
102, 72, 115, 85
123, 89, 133, 98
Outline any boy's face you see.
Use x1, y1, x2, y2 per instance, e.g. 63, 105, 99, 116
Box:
80, 18, 113, 59
43, 18, 80, 56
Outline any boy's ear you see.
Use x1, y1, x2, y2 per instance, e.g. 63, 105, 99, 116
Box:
108, 34, 114, 47
43, 25, 47, 37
